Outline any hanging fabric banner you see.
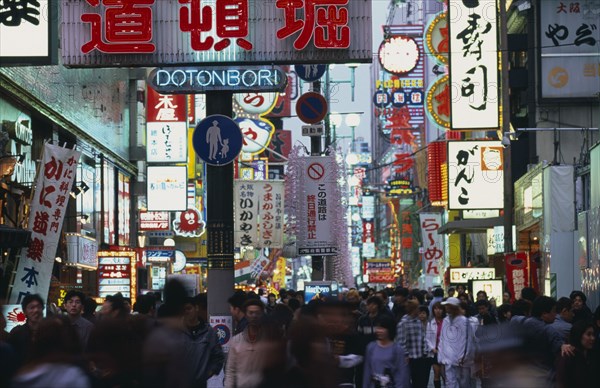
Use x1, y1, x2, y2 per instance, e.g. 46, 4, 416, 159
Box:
234, 180, 284, 248
10, 143, 81, 304
297, 156, 338, 256
419, 213, 444, 276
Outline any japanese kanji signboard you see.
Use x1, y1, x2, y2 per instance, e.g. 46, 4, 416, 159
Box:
449, 267, 495, 284
447, 141, 504, 210
540, 1, 600, 99
61, 0, 372, 67
419, 213, 444, 277
234, 180, 284, 248
505, 252, 529, 301
448, 0, 499, 130
97, 251, 137, 303
0, 0, 58, 65
297, 156, 338, 256
9, 143, 81, 304
146, 87, 188, 163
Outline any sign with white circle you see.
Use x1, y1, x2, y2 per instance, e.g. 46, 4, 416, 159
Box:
234, 92, 278, 114
173, 250, 187, 272
193, 115, 243, 166
378, 36, 420, 74
235, 117, 275, 155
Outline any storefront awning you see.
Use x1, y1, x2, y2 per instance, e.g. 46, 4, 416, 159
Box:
437, 217, 504, 234
0, 225, 31, 248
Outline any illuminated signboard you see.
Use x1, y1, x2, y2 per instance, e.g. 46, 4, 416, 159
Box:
97, 251, 136, 305
448, 0, 499, 130
447, 141, 504, 210
449, 267, 496, 284
0, 0, 58, 65
147, 166, 188, 212
139, 211, 170, 231
60, 0, 372, 67
148, 66, 287, 94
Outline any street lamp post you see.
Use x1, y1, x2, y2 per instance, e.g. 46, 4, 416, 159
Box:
330, 112, 343, 145
345, 113, 361, 153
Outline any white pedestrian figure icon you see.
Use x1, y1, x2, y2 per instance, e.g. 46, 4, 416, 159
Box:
221, 139, 230, 158
206, 120, 222, 160
304, 65, 314, 79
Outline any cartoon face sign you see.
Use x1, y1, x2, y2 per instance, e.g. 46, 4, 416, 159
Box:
173, 207, 206, 237
378, 36, 420, 74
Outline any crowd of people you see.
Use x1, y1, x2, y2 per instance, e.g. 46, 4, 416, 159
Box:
1, 282, 600, 388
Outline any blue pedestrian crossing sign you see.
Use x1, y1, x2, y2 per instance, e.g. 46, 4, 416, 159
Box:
295, 64, 326, 82
193, 115, 243, 166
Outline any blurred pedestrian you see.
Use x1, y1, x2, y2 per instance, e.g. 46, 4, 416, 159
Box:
82, 297, 97, 324
551, 297, 573, 341
98, 293, 129, 320
225, 299, 268, 388
64, 290, 94, 351
11, 316, 90, 388
228, 290, 248, 335
8, 294, 44, 368
426, 302, 446, 388
363, 315, 410, 388
438, 297, 477, 388
397, 300, 430, 388
570, 291, 593, 324
555, 320, 599, 388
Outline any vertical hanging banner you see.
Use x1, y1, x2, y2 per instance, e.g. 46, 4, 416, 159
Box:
234, 180, 284, 248
10, 143, 81, 303
448, 0, 499, 129
419, 213, 444, 276
146, 87, 188, 163
505, 252, 530, 301
234, 181, 260, 247
297, 156, 338, 256
447, 141, 504, 209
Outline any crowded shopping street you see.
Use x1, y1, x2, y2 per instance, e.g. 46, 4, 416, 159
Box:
1, 0, 600, 387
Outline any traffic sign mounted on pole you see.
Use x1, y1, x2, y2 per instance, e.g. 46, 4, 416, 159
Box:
296, 92, 328, 124
192, 114, 243, 166
302, 124, 324, 137
294, 64, 327, 82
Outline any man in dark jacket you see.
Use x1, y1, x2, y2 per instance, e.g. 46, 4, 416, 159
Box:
7, 294, 44, 368
570, 291, 593, 324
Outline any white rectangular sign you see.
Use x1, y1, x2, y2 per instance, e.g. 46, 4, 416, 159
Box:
420, 213, 444, 276
0, 0, 55, 63
297, 156, 338, 256
147, 121, 188, 163
66, 234, 99, 269
449, 267, 496, 284
234, 180, 284, 248
449, 0, 499, 129
540, 1, 600, 99
9, 144, 81, 304
448, 141, 504, 210
147, 166, 187, 211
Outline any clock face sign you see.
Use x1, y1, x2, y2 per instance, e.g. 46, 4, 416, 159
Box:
173, 250, 187, 273
378, 36, 420, 75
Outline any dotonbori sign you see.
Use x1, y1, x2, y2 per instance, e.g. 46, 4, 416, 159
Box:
148, 66, 287, 94
61, 0, 372, 67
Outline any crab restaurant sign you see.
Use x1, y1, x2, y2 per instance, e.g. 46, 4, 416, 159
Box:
61, 0, 372, 67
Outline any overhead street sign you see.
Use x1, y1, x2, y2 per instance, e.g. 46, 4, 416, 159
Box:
148, 66, 287, 94
296, 92, 328, 124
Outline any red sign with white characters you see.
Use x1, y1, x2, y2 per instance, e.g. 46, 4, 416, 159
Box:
146, 87, 187, 122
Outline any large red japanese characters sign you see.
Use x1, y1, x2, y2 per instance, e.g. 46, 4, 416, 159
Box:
9, 143, 81, 304
419, 213, 444, 277
61, 0, 372, 67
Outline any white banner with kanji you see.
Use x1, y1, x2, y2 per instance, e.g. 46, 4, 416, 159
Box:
257, 181, 284, 248
297, 156, 337, 256
10, 143, 81, 304
419, 213, 444, 277
234, 180, 284, 248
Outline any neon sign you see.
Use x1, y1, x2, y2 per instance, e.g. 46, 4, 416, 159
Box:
148, 66, 286, 94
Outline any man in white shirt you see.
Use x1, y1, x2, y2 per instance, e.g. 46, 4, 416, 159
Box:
437, 297, 477, 388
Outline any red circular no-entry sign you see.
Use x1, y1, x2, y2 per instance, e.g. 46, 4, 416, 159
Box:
307, 163, 325, 180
